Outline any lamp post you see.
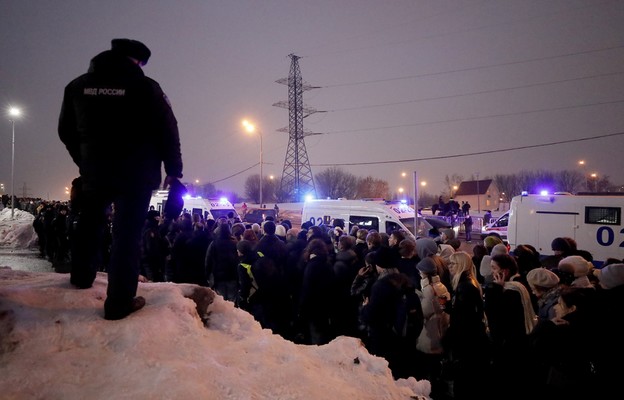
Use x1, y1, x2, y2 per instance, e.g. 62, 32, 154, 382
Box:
475, 172, 481, 214
590, 173, 598, 192
578, 160, 587, 191
8, 107, 21, 219
242, 120, 263, 206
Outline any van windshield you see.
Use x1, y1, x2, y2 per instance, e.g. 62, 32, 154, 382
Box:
210, 209, 236, 220
399, 218, 415, 235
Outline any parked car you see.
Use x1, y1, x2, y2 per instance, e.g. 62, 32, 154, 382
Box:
243, 208, 277, 224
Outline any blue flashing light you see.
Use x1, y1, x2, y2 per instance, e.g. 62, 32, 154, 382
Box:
183, 194, 192, 200
219, 197, 228, 204
540, 190, 549, 196
304, 194, 315, 202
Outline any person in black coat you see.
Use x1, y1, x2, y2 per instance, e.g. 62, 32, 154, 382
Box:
298, 238, 337, 345
170, 216, 194, 284
445, 251, 491, 400
237, 240, 290, 337
58, 38, 183, 320
361, 246, 423, 379
528, 286, 597, 398
205, 223, 239, 302
183, 221, 212, 286
255, 221, 288, 273
332, 235, 359, 337
483, 253, 537, 400
140, 210, 168, 282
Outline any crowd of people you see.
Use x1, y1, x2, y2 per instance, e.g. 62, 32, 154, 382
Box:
25, 198, 624, 399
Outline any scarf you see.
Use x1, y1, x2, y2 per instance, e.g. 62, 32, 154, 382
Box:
504, 281, 537, 334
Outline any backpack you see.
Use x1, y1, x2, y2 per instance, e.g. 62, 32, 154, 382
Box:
393, 284, 424, 340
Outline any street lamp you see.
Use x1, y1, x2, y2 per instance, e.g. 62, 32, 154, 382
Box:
242, 120, 263, 206
8, 107, 21, 219
590, 173, 598, 192
578, 160, 588, 191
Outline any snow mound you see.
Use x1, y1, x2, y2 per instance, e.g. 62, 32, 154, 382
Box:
0, 268, 430, 399
0, 208, 38, 249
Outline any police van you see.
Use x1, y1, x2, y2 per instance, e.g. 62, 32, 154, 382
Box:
507, 192, 624, 264
149, 190, 239, 221
301, 198, 444, 239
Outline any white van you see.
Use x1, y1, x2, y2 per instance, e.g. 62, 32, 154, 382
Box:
149, 190, 239, 221
507, 193, 624, 264
481, 211, 509, 239
302, 199, 443, 239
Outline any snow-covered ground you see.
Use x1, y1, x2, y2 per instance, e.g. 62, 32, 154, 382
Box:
0, 208, 431, 400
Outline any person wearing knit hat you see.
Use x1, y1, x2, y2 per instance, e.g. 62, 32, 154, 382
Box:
483, 235, 503, 251
558, 255, 594, 289
236, 239, 254, 256
491, 243, 508, 257
551, 237, 573, 257
416, 254, 451, 359
416, 237, 452, 292
480, 243, 509, 284
111, 38, 151, 65
596, 263, 624, 290
559, 255, 592, 277
372, 246, 398, 270
416, 237, 439, 259
255, 219, 288, 276
527, 268, 560, 290
274, 224, 287, 240
262, 220, 276, 236
417, 257, 437, 274
526, 268, 561, 322
59, 37, 183, 320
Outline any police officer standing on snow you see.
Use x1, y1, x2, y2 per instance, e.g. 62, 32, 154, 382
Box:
59, 38, 184, 320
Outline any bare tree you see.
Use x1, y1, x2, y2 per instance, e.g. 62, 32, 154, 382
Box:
556, 170, 584, 193
594, 174, 613, 193
244, 174, 261, 204
443, 174, 464, 198
315, 166, 357, 199
493, 174, 521, 199
494, 169, 603, 197
190, 182, 217, 198
355, 176, 390, 199
244, 174, 277, 204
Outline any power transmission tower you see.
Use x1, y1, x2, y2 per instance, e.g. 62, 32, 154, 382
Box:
21, 182, 31, 198
273, 54, 323, 202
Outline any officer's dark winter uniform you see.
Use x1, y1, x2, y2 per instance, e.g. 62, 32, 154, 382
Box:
58, 38, 183, 320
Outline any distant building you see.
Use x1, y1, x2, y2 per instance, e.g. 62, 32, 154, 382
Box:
453, 179, 501, 213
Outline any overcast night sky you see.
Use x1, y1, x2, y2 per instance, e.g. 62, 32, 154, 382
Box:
1, 0, 623, 201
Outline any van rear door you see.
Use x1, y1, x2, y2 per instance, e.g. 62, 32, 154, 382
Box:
535, 211, 577, 254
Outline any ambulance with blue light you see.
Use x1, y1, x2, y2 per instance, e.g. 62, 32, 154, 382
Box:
149, 190, 239, 221
507, 192, 624, 265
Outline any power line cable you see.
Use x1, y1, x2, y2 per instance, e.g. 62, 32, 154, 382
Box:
312, 131, 624, 167
325, 99, 624, 134
322, 44, 624, 89
328, 71, 624, 112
